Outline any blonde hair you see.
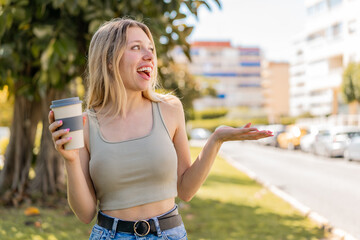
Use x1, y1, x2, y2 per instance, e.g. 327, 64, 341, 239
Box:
86, 18, 161, 117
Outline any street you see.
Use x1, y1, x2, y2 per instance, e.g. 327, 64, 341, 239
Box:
220, 141, 360, 239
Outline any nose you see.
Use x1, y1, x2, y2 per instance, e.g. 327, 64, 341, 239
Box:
143, 49, 154, 61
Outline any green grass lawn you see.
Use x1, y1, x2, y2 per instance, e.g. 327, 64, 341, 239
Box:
0, 147, 331, 240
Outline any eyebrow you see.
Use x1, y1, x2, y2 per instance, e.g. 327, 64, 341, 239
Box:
128, 40, 153, 45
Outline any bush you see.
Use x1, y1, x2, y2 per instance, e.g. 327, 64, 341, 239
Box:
280, 116, 297, 125
195, 108, 229, 120
188, 117, 268, 132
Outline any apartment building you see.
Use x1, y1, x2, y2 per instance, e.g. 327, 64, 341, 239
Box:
173, 41, 264, 110
262, 61, 290, 123
290, 0, 360, 117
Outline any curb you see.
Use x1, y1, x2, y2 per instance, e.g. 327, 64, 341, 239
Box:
219, 150, 359, 240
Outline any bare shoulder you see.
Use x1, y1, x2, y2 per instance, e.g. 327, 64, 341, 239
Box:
158, 95, 184, 116
157, 95, 185, 137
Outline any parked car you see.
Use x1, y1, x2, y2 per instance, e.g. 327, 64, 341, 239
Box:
300, 126, 326, 153
277, 125, 308, 150
313, 126, 360, 157
189, 128, 212, 140
344, 136, 360, 161
257, 124, 285, 147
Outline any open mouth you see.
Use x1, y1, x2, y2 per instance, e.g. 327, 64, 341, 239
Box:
137, 67, 152, 79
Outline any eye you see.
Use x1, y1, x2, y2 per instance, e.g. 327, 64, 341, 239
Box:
131, 45, 140, 50
149, 47, 154, 53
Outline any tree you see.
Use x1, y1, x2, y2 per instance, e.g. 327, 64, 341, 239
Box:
341, 62, 360, 114
0, 0, 221, 205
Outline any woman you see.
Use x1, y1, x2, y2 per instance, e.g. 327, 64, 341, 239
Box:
48, 18, 273, 240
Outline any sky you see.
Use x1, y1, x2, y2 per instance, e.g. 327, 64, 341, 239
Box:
185, 0, 306, 62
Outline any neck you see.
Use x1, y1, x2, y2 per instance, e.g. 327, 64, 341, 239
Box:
124, 90, 147, 115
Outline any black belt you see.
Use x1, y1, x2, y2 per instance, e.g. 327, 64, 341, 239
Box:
97, 208, 183, 237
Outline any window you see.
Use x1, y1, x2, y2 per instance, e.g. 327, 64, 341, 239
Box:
348, 20, 357, 34
307, 1, 327, 16
307, 29, 326, 42
190, 48, 199, 56
240, 62, 261, 67
327, 0, 342, 9
331, 22, 343, 38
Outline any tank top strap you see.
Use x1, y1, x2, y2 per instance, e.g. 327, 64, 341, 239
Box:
152, 101, 172, 140
86, 108, 100, 154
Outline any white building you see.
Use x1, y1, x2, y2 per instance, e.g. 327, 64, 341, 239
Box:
173, 41, 264, 110
290, 0, 360, 117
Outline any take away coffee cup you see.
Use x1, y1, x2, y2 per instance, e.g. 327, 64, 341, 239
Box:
50, 97, 84, 150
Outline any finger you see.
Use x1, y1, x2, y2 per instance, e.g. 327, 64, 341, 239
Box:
246, 131, 273, 139
243, 123, 252, 128
55, 136, 72, 149
52, 128, 70, 140
48, 110, 55, 125
241, 127, 259, 133
49, 120, 63, 132
255, 131, 274, 138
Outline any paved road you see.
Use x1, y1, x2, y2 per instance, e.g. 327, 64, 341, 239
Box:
220, 141, 360, 239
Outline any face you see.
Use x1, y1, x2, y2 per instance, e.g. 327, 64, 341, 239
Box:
119, 27, 155, 93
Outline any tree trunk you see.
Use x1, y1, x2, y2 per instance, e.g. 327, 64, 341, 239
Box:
0, 95, 41, 206
30, 89, 66, 200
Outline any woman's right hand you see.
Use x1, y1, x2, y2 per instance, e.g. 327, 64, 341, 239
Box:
48, 110, 80, 162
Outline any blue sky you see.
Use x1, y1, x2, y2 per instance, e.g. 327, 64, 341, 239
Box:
185, 0, 306, 62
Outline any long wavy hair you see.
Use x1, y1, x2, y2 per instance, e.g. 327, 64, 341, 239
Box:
86, 18, 161, 118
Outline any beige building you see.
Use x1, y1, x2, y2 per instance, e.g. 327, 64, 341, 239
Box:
262, 62, 290, 123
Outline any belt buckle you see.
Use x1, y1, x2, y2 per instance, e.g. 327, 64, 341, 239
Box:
133, 220, 150, 237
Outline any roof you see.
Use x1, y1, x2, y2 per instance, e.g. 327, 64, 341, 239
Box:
191, 41, 232, 47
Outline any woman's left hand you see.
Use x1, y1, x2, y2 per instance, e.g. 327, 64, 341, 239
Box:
213, 123, 273, 143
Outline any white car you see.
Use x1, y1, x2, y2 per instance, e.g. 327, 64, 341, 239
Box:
344, 136, 360, 161
189, 128, 212, 140
300, 126, 325, 153
313, 126, 360, 157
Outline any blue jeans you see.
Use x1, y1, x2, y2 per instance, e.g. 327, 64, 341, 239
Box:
89, 208, 188, 240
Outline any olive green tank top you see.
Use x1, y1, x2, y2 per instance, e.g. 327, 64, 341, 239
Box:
87, 102, 178, 210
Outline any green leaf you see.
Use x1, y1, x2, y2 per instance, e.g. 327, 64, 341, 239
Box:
33, 25, 54, 39
175, 13, 187, 20
78, 0, 88, 9
0, 0, 11, 6
12, 7, 27, 21
49, 68, 61, 86
65, 0, 80, 15
88, 19, 102, 34
52, 0, 65, 9
183, 26, 194, 37
0, 13, 7, 38
40, 39, 55, 71
30, 44, 41, 58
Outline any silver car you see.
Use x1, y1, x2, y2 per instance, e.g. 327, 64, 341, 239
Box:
344, 136, 360, 161
313, 126, 360, 158
300, 126, 324, 153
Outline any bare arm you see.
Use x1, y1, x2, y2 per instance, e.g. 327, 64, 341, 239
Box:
48, 111, 97, 224
171, 100, 273, 202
